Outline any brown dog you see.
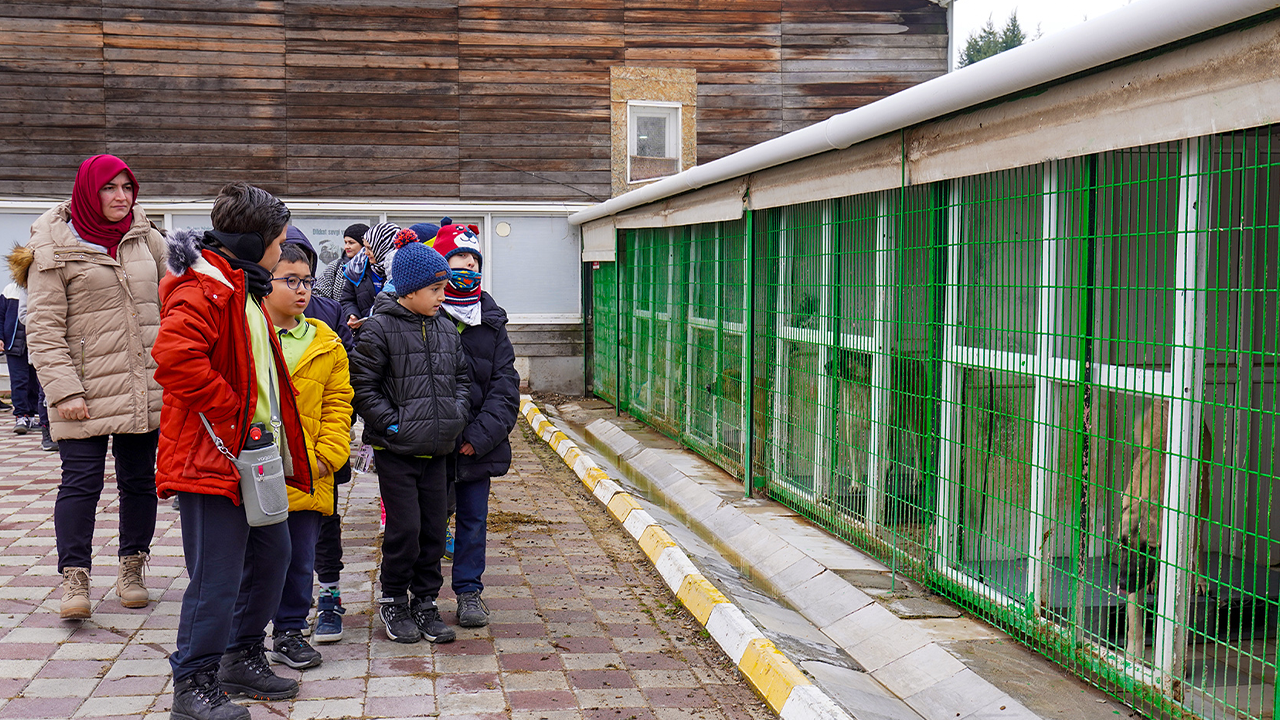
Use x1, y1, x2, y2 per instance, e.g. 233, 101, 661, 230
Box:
1115, 399, 1212, 661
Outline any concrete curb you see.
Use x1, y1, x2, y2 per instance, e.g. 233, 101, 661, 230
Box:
520, 397, 853, 720
581, 415, 1043, 720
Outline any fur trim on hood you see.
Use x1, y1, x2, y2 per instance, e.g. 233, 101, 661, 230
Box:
6, 245, 33, 289
165, 228, 204, 277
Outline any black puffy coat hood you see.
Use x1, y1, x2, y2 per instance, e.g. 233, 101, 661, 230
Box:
452, 292, 521, 481
349, 293, 472, 456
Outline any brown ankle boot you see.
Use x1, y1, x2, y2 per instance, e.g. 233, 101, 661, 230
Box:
116, 552, 150, 608
60, 567, 91, 619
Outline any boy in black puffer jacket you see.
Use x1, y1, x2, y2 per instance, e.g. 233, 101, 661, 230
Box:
349, 241, 471, 644
430, 224, 520, 629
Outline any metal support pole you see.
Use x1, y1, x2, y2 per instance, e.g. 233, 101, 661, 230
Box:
1153, 136, 1209, 698
744, 207, 757, 498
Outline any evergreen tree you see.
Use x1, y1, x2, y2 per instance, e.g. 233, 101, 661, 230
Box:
959, 11, 1028, 68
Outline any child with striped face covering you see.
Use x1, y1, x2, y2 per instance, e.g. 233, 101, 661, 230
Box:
428, 223, 519, 629
431, 224, 484, 327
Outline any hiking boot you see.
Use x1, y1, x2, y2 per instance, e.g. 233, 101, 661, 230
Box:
218, 642, 299, 701
456, 591, 490, 628
40, 426, 58, 452
314, 590, 345, 643
378, 595, 420, 643
60, 567, 91, 619
411, 599, 455, 643
12, 416, 29, 435
267, 630, 321, 669
116, 551, 150, 608
170, 665, 249, 720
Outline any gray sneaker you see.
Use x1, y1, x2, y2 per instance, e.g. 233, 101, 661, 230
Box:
456, 591, 490, 628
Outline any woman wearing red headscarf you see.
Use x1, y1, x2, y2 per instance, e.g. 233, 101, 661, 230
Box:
25, 155, 166, 620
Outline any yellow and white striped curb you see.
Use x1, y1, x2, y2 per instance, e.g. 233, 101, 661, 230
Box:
520, 398, 854, 720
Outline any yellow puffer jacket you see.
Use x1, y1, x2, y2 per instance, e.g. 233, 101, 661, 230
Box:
288, 318, 353, 515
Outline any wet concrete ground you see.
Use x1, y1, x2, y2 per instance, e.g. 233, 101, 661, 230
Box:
0, 420, 776, 720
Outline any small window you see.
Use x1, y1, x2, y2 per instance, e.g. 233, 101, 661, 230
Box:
628, 102, 681, 183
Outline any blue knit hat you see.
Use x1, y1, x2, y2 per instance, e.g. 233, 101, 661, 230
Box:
391, 241, 450, 297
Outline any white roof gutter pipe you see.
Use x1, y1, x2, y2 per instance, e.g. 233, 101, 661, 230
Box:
569, 0, 1277, 227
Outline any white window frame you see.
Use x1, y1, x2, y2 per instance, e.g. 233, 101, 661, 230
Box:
627, 101, 683, 185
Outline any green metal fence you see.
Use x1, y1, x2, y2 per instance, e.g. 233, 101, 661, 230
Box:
591, 125, 1280, 719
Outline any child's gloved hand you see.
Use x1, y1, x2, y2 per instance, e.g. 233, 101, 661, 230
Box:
387, 424, 399, 434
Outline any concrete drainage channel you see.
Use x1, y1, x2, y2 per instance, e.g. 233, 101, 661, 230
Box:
528, 398, 1135, 720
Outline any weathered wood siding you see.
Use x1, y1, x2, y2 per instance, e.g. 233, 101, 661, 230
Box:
0, 0, 946, 199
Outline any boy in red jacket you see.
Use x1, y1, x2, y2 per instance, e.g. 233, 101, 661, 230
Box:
152, 183, 313, 720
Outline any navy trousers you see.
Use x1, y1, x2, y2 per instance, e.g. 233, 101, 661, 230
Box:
55, 431, 158, 572
451, 477, 490, 596
170, 492, 291, 681
5, 353, 40, 419
273, 510, 320, 633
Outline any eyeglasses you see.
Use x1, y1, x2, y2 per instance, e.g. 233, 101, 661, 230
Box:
271, 276, 315, 291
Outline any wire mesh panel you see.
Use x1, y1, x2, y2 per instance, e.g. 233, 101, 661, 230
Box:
590, 260, 619, 403
592, 123, 1280, 720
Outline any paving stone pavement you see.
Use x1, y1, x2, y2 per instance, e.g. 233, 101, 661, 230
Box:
0, 422, 777, 720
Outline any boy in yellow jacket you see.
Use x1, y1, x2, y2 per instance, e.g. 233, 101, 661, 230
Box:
259, 241, 354, 669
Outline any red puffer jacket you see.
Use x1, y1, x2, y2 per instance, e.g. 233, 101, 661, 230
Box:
152, 229, 313, 502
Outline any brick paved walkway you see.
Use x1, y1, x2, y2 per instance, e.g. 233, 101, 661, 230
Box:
0, 422, 775, 720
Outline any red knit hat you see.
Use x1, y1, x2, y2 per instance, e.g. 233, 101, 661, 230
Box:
430, 224, 482, 268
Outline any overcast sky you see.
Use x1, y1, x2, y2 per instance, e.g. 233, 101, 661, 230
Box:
950, 0, 1137, 68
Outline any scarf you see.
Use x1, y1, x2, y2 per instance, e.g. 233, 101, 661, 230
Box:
442, 269, 482, 326
346, 222, 398, 284
69, 155, 138, 259
203, 230, 274, 299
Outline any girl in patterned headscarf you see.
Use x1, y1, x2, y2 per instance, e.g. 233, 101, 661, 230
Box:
340, 221, 399, 329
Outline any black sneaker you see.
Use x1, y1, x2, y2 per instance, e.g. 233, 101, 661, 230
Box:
456, 591, 490, 628
218, 642, 299, 701
267, 630, 321, 669
411, 599, 455, 643
40, 426, 57, 452
12, 416, 28, 435
171, 665, 250, 720
378, 595, 421, 643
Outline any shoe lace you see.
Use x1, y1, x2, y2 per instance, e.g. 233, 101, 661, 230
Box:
190, 669, 232, 709
241, 643, 273, 676
120, 553, 148, 588
65, 568, 89, 595
458, 593, 482, 615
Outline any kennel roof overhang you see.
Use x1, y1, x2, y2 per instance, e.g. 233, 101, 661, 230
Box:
571, 0, 1280, 261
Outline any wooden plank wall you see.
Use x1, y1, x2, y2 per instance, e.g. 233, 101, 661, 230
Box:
0, 1, 946, 200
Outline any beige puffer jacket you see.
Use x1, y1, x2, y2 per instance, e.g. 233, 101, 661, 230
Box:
26, 202, 166, 441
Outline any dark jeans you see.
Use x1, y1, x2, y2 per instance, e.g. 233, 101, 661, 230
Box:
452, 476, 490, 596
5, 353, 40, 419
375, 450, 447, 600
170, 492, 291, 681
274, 510, 320, 633
55, 431, 158, 572
314, 461, 349, 585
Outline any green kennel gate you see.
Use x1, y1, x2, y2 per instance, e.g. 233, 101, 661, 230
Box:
591, 127, 1280, 720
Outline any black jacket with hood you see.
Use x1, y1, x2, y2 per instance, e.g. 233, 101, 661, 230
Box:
350, 293, 471, 457
451, 292, 520, 482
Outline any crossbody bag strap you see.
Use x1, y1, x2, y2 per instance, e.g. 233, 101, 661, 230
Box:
200, 362, 283, 462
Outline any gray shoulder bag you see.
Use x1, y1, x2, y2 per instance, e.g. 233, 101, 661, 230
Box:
200, 370, 290, 527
